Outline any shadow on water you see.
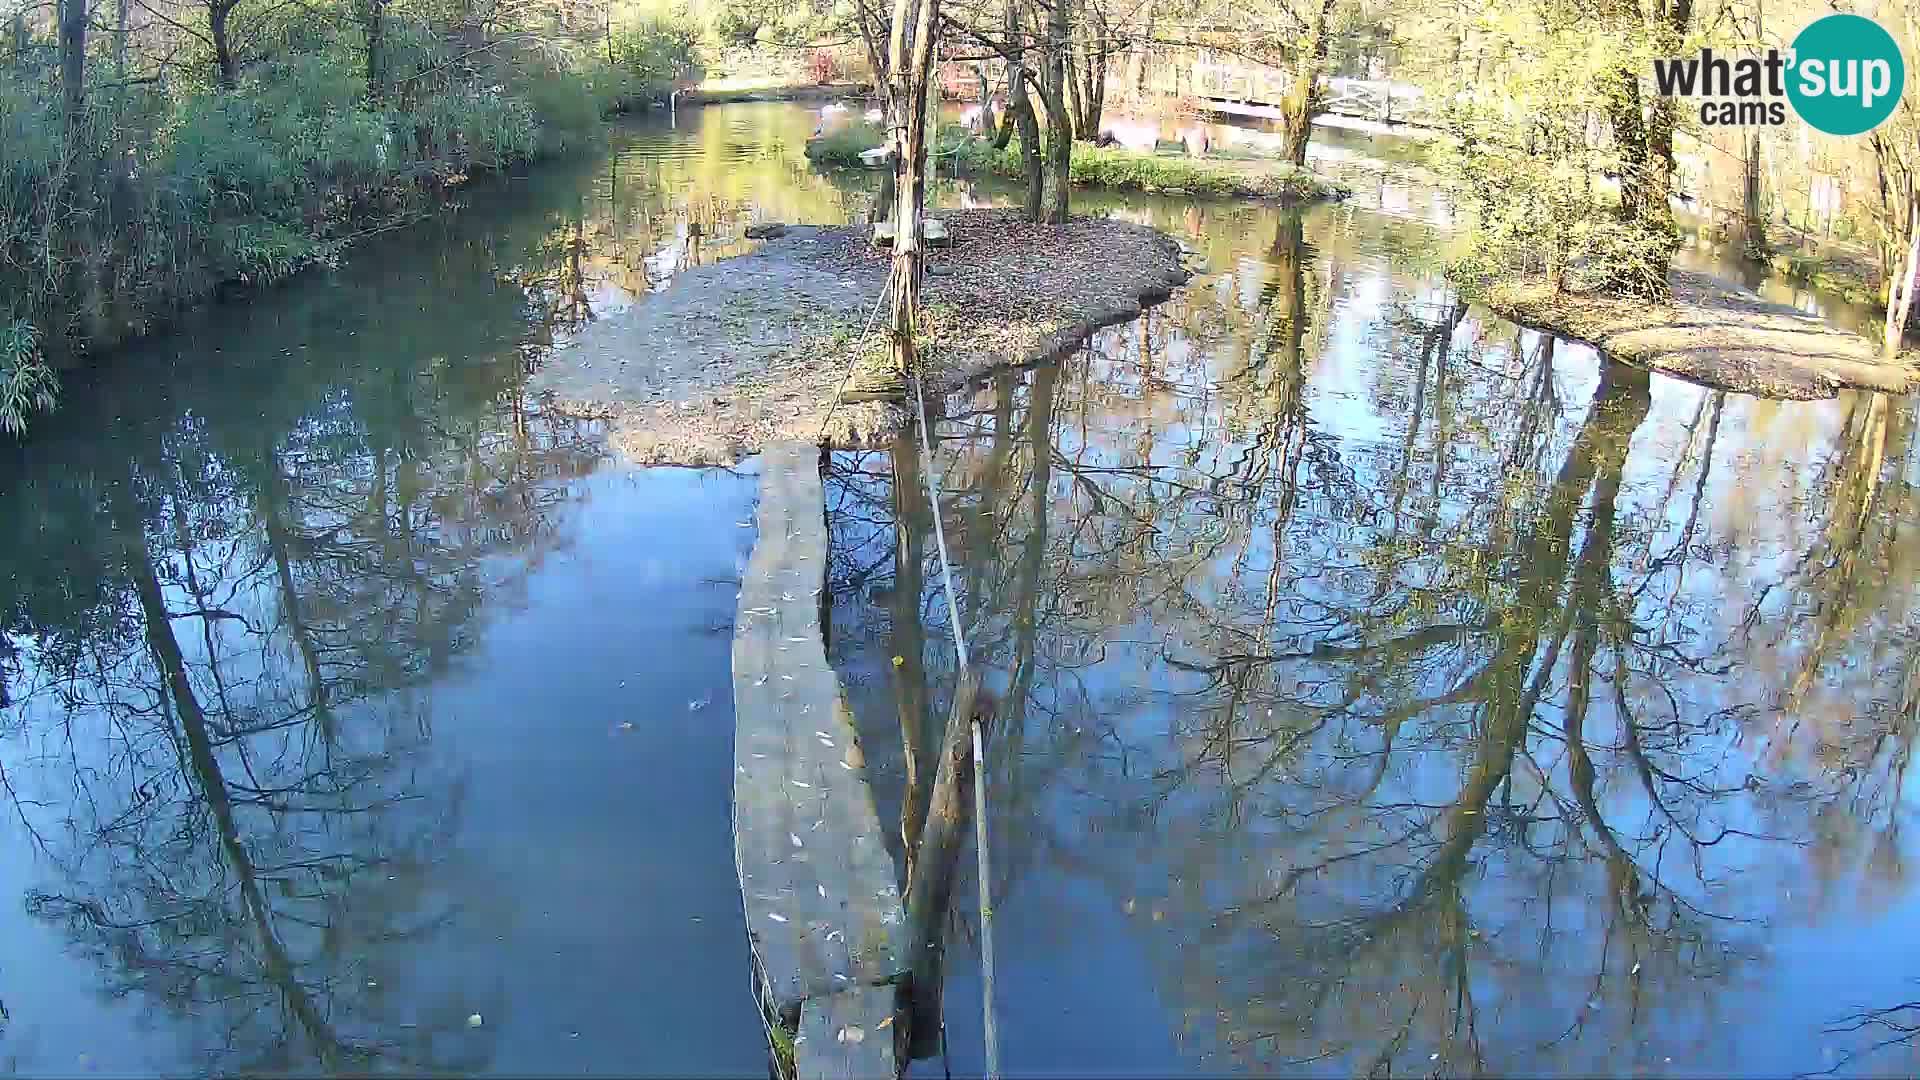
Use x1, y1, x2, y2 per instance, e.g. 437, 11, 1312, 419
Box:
1, 100, 1917, 1076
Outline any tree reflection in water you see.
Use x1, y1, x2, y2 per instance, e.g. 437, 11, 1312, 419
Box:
1, 104, 1915, 1075
822, 205, 1920, 1076
0, 185, 607, 1071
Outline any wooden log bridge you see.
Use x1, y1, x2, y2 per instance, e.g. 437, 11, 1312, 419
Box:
733, 442, 906, 1080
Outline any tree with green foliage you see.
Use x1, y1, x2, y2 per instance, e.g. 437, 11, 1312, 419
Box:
1403, 0, 1695, 299
0, 0, 702, 438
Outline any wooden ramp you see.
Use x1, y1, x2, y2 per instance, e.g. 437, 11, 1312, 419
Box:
733, 442, 905, 1080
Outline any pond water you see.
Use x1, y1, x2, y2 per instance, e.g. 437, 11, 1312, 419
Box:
1, 101, 1916, 1077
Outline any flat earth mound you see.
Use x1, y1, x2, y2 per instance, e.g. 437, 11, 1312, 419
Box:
528, 209, 1190, 464
1488, 269, 1920, 400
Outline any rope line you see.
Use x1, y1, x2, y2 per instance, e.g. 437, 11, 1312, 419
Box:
971, 714, 1000, 1078
822, 195, 997, 1076
905, 353, 999, 1080
908, 368, 971, 672
815, 259, 903, 444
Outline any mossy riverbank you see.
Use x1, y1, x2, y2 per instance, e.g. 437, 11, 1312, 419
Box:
683, 81, 871, 105
1486, 270, 1920, 400
1765, 236, 1889, 312
805, 123, 1347, 203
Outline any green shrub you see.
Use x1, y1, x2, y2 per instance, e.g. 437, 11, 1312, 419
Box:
209, 220, 321, 284
610, 14, 702, 103
1442, 138, 1594, 296
0, 22, 650, 438
0, 319, 55, 436
805, 121, 886, 167
158, 52, 398, 216
513, 70, 598, 157
710, 6, 762, 46
1564, 219, 1676, 300
398, 85, 531, 165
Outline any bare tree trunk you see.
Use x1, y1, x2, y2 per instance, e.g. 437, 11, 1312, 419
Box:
58, 0, 96, 337
210, 0, 238, 88
992, 88, 1017, 151
991, 0, 1022, 152
1067, 20, 1104, 139
1871, 132, 1904, 300
1087, 37, 1105, 135
361, 0, 387, 101
1884, 196, 1918, 359
116, 495, 353, 1067
1132, 14, 1151, 97
1738, 0, 1767, 256
114, 0, 128, 78
889, 433, 933, 871
1606, 70, 1650, 219
1600, 0, 1689, 295
901, 663, 985, 1060
1742, 133, 1767, 256
1038, 0, 1070, 220
1642, 91, 1681, 243
109, 0, 133, 207
1063, 35, 1085, 141
1014, 90, 1042, 220
885, 0, 943, 378
60, 0, 85, 122
1030, 74, 1068, 222
1277, 0, 1336, 166
872, 161, 896, 224
976, 61, 1003, 143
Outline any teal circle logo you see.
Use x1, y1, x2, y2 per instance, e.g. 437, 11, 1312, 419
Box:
1787, 14, 1906, 136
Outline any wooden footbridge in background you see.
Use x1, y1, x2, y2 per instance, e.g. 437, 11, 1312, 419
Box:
731, 442, 905, 1080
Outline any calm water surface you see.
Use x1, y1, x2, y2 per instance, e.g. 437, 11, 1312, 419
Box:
1, 102, 1915, 1076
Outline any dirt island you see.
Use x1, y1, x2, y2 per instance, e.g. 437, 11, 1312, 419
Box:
527, 209, 1190, 464
1487, 269, 1920, 400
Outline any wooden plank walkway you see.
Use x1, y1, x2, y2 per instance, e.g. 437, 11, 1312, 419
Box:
733, 442, 905, 1080
795, 985, 899, 1080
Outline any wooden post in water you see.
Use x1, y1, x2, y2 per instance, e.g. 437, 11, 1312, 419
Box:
900, 665, 985, 1062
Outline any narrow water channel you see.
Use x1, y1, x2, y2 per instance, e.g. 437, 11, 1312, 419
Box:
1, 101, 1915, 1076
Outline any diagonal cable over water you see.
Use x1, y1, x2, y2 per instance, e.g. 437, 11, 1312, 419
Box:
814, 261, 902, 445
908, 356, 1000, 1080
810, 231, 1000, 1078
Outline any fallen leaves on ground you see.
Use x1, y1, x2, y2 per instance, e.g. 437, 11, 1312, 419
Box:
531, 211, 1188, 465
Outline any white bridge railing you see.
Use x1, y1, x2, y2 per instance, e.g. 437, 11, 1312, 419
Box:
1189, 56, 1428, 126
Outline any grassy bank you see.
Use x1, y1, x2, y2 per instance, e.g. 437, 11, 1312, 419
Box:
690, 41, 873, 102
685, 82, 869, 105
1768, 245, 1886, 310
804, 122, 1346, 202
1, 15, 699, 437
